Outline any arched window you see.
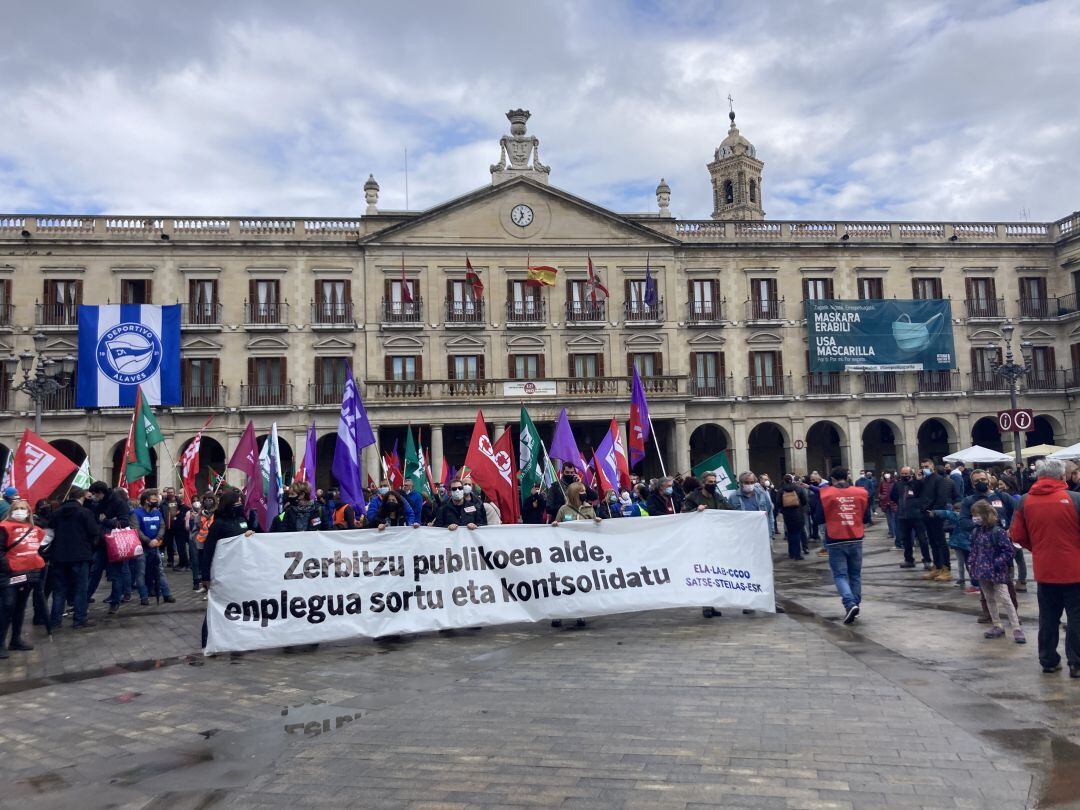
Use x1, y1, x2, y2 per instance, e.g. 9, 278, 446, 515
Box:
749, 179, 757, 203
723, 180, 734, 205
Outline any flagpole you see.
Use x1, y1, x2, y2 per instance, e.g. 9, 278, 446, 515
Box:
648, 413, 667, 478
539, 436, 569, 508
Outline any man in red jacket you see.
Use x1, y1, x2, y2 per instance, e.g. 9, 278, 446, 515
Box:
1009, 458, 1080, 678
819, 466, 869, 625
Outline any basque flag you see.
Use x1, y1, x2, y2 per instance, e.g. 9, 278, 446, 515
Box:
77, 304, 181, 407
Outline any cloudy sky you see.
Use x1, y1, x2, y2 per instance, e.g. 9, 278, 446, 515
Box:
2, 0, 1077, 222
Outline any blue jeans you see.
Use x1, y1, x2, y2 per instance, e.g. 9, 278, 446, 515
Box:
827, 542, 863, 611
786, 526, 806, 559
187, 537, 202, 586
49, 561, 89, 627
884, 510, 897, 539
130, 553, 148, 600
88, 546, 108, 600
144, 547, 171, 599
107, 560, 131, 606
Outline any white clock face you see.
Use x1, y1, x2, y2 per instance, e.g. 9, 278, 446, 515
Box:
511, 204, 534, 227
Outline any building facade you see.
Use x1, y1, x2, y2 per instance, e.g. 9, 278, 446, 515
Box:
2, 108, 1079, 491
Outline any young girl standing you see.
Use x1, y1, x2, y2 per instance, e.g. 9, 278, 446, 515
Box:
967, 500, 1025, 644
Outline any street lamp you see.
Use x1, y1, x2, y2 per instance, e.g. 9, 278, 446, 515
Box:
986, 320, 1032, 473
4, 333, 76, 434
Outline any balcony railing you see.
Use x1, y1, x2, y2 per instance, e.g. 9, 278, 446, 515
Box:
914, 370, 960, 395
506, 299, 546, 324
0, 384, 7, 410
631, 374, 681, 395
35, 303, 79, 327
745, 374, 792, 398
381, 297, 424, 325
241, 383, 292, 407
1025, 369, 1066, 392
565, 300, 605, 323
687, 299, 725, 324
0, 303, 12, 327
963, 298, 1004, 319
860, 372, 901, 396
1019, 295, 1080, 319
1065, 368, 1080, 390
244, 301, 289, 325
41, 384, 77, 411
744, 299, 784, 321
566, 377, 619, 395
624, 299, 664, 323
445, 298, 485, 325
804, 373, 849, 397
183, 301, 222, 326
1057, 293, 1080, 316
364, 376, 686, 401
311, 301, 354, 326
181, 385, 227, 408
309, 381, 347, 405
970, 371, 1009, 393
689, 375, 734, 398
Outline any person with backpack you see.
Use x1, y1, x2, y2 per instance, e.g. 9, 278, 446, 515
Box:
777, 474, 809, 560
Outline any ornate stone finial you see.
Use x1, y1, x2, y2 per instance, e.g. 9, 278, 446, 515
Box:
363, 174, 379, 214
491, 108, 550, 184
655, 178, 672, 217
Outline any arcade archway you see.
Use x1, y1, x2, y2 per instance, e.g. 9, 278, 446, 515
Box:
689, 423, 732, 469
971, 416, 1004, 452
176, 436, 226, 496
748, 422, 787, 481
806, 420, 845, 474
862, 419, 900, 472
917, 418, 955, 463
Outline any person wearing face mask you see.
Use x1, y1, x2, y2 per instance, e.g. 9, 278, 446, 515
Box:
958, 469, 1020, 618
200, 489, 255, 648
877, 471, 899, 544
682, 472, 736, 513
278, 482, 322, 533
725, 472, 774, 522
773, 474, 808, 560
919, 460, 954, 583
596, 488, 624, 519
547, 462, 598, 517
185, 497, 204, 591
891, 466, 932, 570
44, 487, 101, 630
0, 499, 47, 655
434, 479, 485, 530
646, 476, 683, 516
365, 479, 395, 526
522, 483, 547, 524
374, 489, 419, 530
400, 479, 424, 526
131, 489, 175, 605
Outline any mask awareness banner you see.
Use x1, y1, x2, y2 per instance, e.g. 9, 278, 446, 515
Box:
204, 511, 773, 654
805, 299, 956, 371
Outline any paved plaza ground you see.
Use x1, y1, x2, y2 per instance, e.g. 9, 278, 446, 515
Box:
2, 522, 1079, 810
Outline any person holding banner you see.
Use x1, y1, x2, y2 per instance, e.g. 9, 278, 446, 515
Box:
434, 480, 483, 530
200, 489, 254, 648
550, 481, 599, 628
374, 489, 418, 531
0, 499, 46, 654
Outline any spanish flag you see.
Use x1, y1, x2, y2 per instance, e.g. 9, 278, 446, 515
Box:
526, 265, 558, 287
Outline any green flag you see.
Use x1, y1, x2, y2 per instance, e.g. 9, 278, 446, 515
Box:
692, 450, 736, 492
124, 388, 165, 481
403, 426, 429, 497
518, 406, 543, 503
72, 458, 93, 490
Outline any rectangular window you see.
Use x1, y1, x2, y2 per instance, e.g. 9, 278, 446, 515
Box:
41, 360, 77, 410
449, 355, 481, 380
316, 280, 351, 323
390, 356, 417, 380
249, 279, 281, 323
0, 279, 11, 325
1019, 276, 1048, 317
1029, 346, 1056, 389
182, 358, 220, 407
121, 278, 152, 305
447, 279, 481, 322
567, 280, 602, 320
507, 280, 541, 320
912, 277, 942, 300
691, 351, 725, 396
1071, 342, 1080, 388
568, 352, 604, 393
970, 347, 1002, 391
246, 357, 287, 406
857, 277, 884, 300
688, 279, 719, 320
43, 279, 82, 325
801, 277, 834, 301
749, 350, 783, 395
188, 279, 218, 324
511, 354, 542, 380
313, 356, 349, 404
965, 277, 997, 317
749, 278, 778, 319
629, 352, 656, 377
571, 353, 599, 378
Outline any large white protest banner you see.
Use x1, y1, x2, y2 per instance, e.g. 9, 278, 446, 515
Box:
204, 511, 773, 654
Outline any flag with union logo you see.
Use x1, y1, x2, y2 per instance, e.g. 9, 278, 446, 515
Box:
77, 304, 181, 407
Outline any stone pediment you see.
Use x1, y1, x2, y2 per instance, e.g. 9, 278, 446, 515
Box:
505, 334, 546, 350
444, 333, 487, 350
687, 332, 727, 347
746, 331, 782, 345
625, 332, 663, 348
44, 336, 78, 353
564, 333, 606, 349
1019, 328, 1055, 341
383, 335, 424, 350
360, 176, 678, 248
246, 335, 290, 351
968, 328, 1003, 341
181, 336, 223, 351
312, 335, 356, 351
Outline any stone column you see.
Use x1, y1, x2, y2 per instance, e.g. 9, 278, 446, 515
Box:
731, 419, 749, 476
88, 435, 106, 485
430, 424, 444, 484
789, 418, 807, 474
674, 418, 689, 475
494, 423, 506, 442
902, 415, 919, 470
955, 412, 972, 452
846, 417, 864, 474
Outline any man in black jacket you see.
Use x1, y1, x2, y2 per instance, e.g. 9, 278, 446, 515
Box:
434, 480, 486, 529
921, 460, 955, 581
521, 482, 547, 524
892, 467, 932, 570
546, 462, 597, 517
646, 476, 684, 516
47, 487, 101, 630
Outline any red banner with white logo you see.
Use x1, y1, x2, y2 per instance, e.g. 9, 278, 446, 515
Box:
13, 429, 78, 505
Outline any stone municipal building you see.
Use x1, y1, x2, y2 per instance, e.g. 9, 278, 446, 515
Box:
1, 108, 1079, 490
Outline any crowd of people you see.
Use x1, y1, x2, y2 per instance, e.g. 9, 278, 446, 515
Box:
1, 455, 1078, 679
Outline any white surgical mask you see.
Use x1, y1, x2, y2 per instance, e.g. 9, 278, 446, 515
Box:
741, 484, 756, 494
463, 484, 473, 494
10, 509, 29, 521
192, 502, 201, 510
378, 486, 389, 496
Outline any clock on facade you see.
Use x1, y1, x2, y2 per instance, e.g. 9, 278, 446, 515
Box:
510, 204, 534, 227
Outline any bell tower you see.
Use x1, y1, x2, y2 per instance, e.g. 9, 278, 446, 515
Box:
708, 107, 764, 220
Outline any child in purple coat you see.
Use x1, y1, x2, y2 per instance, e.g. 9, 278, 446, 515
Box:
967, 500, 1025, 644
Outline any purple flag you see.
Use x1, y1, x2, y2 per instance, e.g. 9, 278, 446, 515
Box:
549, 408, 587, 476
332, 369, 375, 510
302, 421, 317, 485
227, 422, 266, 529
643, 253, 657, 307
629, 366, 651, 468
594, 424, 620, 495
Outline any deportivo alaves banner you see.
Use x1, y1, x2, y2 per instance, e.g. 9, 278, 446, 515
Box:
806, 299, 956, 372
204, 512, 774, 654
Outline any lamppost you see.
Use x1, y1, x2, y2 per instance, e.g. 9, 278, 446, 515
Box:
4, 333, 76, 435
987, 320, 1032, 473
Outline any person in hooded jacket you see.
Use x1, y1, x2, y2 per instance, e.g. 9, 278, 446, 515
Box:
200, 489, 254, 648
277, 482, 322, 533
45, 487, 101, 630
374, 489, 418, 530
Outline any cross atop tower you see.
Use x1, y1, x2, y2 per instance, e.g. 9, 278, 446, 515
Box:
727, 93, 735, 114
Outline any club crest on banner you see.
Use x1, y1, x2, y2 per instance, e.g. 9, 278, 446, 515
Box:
96, 323, 163, 385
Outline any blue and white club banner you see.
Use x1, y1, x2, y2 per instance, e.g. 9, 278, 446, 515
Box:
77, 304, 181, 407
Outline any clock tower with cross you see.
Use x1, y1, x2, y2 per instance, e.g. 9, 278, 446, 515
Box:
708, 98, 765, 221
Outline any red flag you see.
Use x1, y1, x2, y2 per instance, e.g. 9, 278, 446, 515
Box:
383, 452, 403, 488
366, 473, 376, 490
591, 452, 614, 496
463, 411, 520, 524
611, 419, 631, 490
586, 256, 609, 303
227, 422, 264, 523
400, 252, 413, 304
12, 429, 78, 505
180, 416, 214, 504
117, 415, 145, 500
440, 457, 450, 488
465, 256, 484, 300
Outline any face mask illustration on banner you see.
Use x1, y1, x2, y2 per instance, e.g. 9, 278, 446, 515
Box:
891, 311, 943, 352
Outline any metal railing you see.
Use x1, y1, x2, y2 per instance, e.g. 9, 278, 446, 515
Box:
181, 385, 227, 408
1024, 369, 1066, 392
35, 303, 79, 327
240, 383, 292, 407
860, 372, 901, 396
381, 297, 424, 325
244, 301, 289, 325
41, 385, 77, 411
623, 299, 664, 323
311, 301, 354, 325
963, 298, 1004, 319
505, 299, 546, 323
1019, 295, 1080, 319
970, 371, 1009, 393
914, 370, 960, 395
689, 375, 734, 398
363, 376, 686, 401
687, 299, 725, 323
184, 301, 222, 326
565, 300, 605, 323
744, 299, 784, 321
445, 298, 485, 325
745, 374, 792, 398
309, 381, 347, 405
804, 373, 849, 397
1065, 368, 1080, 390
